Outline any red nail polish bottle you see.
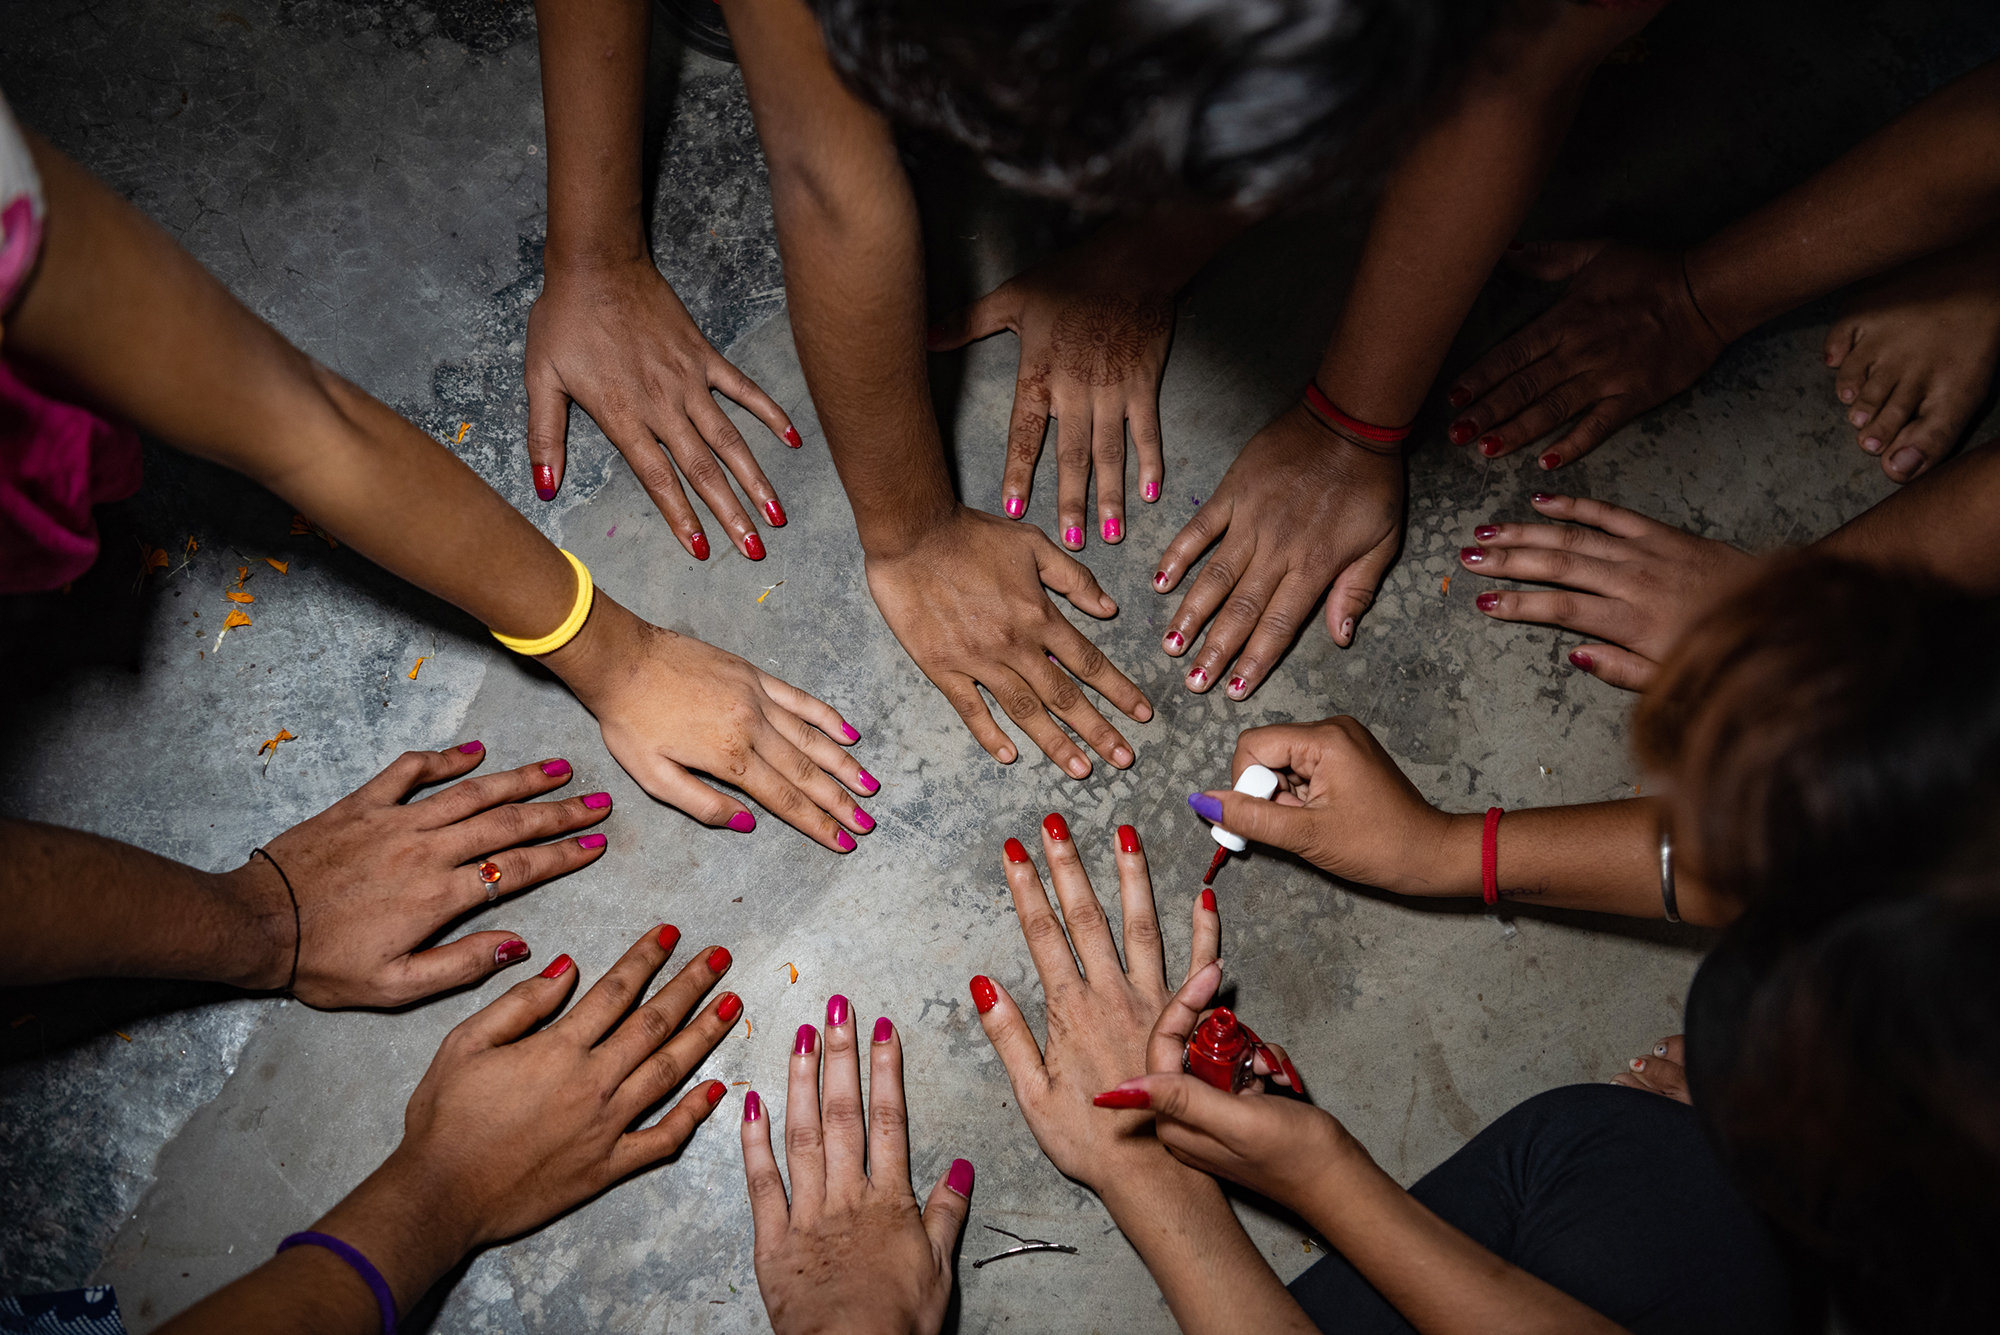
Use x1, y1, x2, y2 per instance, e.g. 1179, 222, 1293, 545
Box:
1183, 1006, 1256, 1093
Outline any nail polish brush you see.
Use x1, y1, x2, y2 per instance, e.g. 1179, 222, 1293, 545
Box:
1192, 763, 1280, 884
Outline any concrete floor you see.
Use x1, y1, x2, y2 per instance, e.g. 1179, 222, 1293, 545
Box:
3, 0, 1999, 1330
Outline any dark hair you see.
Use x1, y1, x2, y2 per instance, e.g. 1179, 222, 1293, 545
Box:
813, 0, 1508, 209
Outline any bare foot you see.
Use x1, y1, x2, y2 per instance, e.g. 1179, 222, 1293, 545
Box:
1611, 1034, 1690, 1104
1825, 230, 2000, 484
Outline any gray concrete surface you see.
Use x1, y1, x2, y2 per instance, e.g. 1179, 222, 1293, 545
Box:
3, 0, 1999, 1330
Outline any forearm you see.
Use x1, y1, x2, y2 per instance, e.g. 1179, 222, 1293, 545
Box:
1815, 433, 2000, 594
1689, 59, 2000, 341
0, 820, 288, 989
535, 0, 652, 266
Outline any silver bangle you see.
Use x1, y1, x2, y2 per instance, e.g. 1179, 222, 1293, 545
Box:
1659, 825, 1681, 923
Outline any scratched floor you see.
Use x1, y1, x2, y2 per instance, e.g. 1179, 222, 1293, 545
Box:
4, 1, 1999, 1330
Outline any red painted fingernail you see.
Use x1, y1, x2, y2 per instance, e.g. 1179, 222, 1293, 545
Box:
744, 1090, 763, 1122
1538, 451, 1560, 470
827, 994, 849, 1027
1117, 824, 1140, 854
539, 953, 573, 979
856, 768, 879, 794
542, 759, 571, 777
717, 992, 743, 1023
1187, 666, 1208, 689
1460, 546, 1486, 565
1163, 630, 1184, 652
705, 1079, 726, 1106
707, 946, 732, 973
583, 791, 611, 809
743, 533, 766, 560
1531, 491, 1554, 503
1476, 592, 1500, 612
658, 924, 681, 952
1479, 435, 1503, 456
1569, 649, 1594, 670
533, 463, 556, 502
1092, 1089, 1151, 1109
946, 1158, 974, 1198
1281, 1057, 1306, 1094
1143, 481, 1159, 502
690, 531, 710, 561
457, 740, 484, 754
1063, 525, 1084, 547
763, 498, 787, 527
1042, 812, 1071, 842
495, 939, 529, 965
852, 807, 874, 832
840, 722, 861, 743
728, 811, 756, 833
1102, 516, 1122, 542
1004, 837, 1031, 863
1227, 675, 1247, 697
1474, 526, 1498, 541
1004, 495, 1025, 519
577, 833, 606, 850
1447, 387, 1472, 408
1200, 887, 1216, 912
835, 829, 857, 852
970, 975, 998, 1013
784, 425, 803, 448
1448, 419, 1476, 445
1154, 570, 1170, 591
873, 1016, 893, 1043
794, 1024, 817, 1055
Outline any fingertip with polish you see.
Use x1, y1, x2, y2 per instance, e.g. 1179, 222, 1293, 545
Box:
1004, 496, 1025, 519
583, 791, 612, 809
743, 533, 766, 561
970, 975, 998, 1014
1092, 1088, 1151, 1110
834, 829, 857, 852
1187, 792, 1223, 823
541, 758, 571, 778
873, 1016, 894, 1043
946, 1158, 974, 1199
794, 1024, 818, 1056
707, 946, 733, 973
727, 811, 756, 833
539, 953, 573, 980
577, 833, 606, 850
495, 939, 530, 966
783, 425, 803, 449
457, 740, 484, 754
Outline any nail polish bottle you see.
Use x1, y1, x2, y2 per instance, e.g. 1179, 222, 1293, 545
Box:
1184, 1006, 1257, 1093
1207, 763, 1281, 854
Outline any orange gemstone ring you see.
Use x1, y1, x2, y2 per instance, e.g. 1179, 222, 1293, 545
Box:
478, 860, 503, 900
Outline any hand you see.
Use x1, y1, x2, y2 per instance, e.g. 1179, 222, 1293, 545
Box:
1154, 406, 1403, 700
1611, 1034, 1691, 1105
864, 506, 1151, 777
243, 743, 611, 1007
1192, 716, 1457, 897
525, 255, 799, 560
970, 815, 1219, 1192
1444, 240, 1727, 470
931, 252, 1173, 549
1457, 492, 1757, 691
743, 999, 969, 1335
546, 595, 878, 852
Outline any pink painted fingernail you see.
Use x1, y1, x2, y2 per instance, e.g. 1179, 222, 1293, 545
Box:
784, 425, 803, 448
1569, 649, 1594, 670
1163, 630, 1184, 652
541, 759, 571, 777
1063, 525, 1083, 547
1531, 491, 1554, 504
1227, 676, 1247, 698
763, 498, 787, 527
835, 829, 857, 852
744, 533, 767, 561
852, 807, 875, 832
577, 833, 606, 850
744, 1090, 763, 1121
583, 791, 611, 809
946, 1158, 974, 1198
1474, 525, 1498, 541
457, 740, 484, 754
1004, 495, 1025, 519
794, 1024, 817, 1056
873, 1016, 893, 1043
1102, 516, 1122, 542
1143, 481, 1159, 502
533, 463, 556, 502
840, 722, 861, 743
1187, 666, 1207, 689
728, 811, 756, 833
495, 939, 529, 965
856, 768, 879, 794
690, 531, 710, 561
1460, 546, 1486, 565
1476, 592, 1500, 611
827, 994, 849, 1027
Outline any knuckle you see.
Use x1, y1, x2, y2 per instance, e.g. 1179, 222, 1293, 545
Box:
820, 1095, 865, 1134
1123, 914, 1163, 953
867, 1099, 909, 1139
997, 683, 1042, 722
1042, 673, 1083, 713
1068, 640, 1109, 680
678, 449, 725, 490
1021, 911, 1069, 950
785, 1122, 824, 1158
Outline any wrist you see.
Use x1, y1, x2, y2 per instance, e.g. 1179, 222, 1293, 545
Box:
314, 1150, 480, 1310
208, 858, 296, 991
537, 589, 648, 702
541, 229, 650, 278
1292, 1124, 1394, 1244
856, 496, 965, 564
1409, 811, 1486, 898
1681, 243, 1760, 347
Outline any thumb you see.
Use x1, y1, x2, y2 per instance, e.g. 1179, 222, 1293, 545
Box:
524, 358, 571, 502
1096, 1072, 1241, 1133
386, 930, 536, 1006
1034, 534, 1119, 617
927, 286, 1016, 351
1200, 789, 1323, 859
1325, 525, 1399, 648
1504, 237, 1609, 283
921, 1158, 974, 1256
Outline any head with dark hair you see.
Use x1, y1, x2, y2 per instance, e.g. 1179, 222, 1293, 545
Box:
813, 0, 1511, 210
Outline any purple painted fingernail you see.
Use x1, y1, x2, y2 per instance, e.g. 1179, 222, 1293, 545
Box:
946, 1158, 974, 1198
835, 829, 857, 852
1477, 592, 1500, 612
1102, 516, 1122, 542
856, 768, 879, 794
583, 791, 611, 809
1143, 481, 1159, 502
727, 811, 756, 833
1188, 792, 1224, 823
577, 833, 607, 850
827, 994, 849, 1027
495, 939, 529, 965
457, 740, 484, 754
1063, 526, 1084, 548
852, 807, 875, 832
1004, 496, 1025, 519
873, 1016, 894, 1043
1531, 492, 1554, 504
541, 759, 571, 778
840, 722, 861, 743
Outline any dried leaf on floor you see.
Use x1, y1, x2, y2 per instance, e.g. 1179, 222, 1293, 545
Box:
408, 656, 430, 680
258, 728, 295, 756
224, 609, 252, 630
289, 513, 338, 548
780, 962, 798, 984
264, 557, 289, 574
225, 590, 255, 604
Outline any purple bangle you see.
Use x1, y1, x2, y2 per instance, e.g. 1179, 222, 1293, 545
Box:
277, 1231, 398, 1334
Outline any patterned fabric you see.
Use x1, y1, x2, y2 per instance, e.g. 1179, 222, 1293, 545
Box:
0, 1287, 126, 1335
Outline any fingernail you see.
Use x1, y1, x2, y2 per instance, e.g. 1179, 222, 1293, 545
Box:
1479, 435, 1503, 456
794, 1024, 817, 1056
706, 1079, 726, 1106
946, 1158, 974, 1198
577, 833, 607, 850
1339, 617, 1354, 642
970, 975, 998, 1014
1227, 675, 1248, 698
1569, 649, 1594, 670
1004, 495, 1025, 519
1092, 1089, 1151, 1109
1538, 451, 1560, 470
1281, 1056, 1305, 1094
1154, 570, 1170, 591
1654, 1043, 1668, 1057
1630, 1058, 1645, 1072
495, 939, 529, 965
1143, 480, 1159, 502
1476, 592, 1500, 612
583, 791, 611, 809
717, 992, 743, 1023
841, 722, 861, 743
834, 829, 857, 852
457, 740, 484, 754
784, 425, 803, 448
852, 807, 874, 832
1531, 491, 1554, 504
744, 1090, 763, 1122
1004, 836, 1031, 863
873, 1016, 894, 1043
1460, 546, 1486, 565
1447, 386, 1472, 408
1063, 525, 1083, 548
690, 531, 710, 561
1448, 419, 1476, 445
542, 759, 571, 777
707, 946, 733, 973
539, 953, 573, 979
728, 811, 756, 833
1112, 745, 1133, 767
1163, 629, 1184, 652
658, 924, 681, 952
1117, 824, 1140, 854
827, 994, 850, 1027
763, 498, 787, 527
1188, 792, 1223, 823
1890, 447, 1923, 476
1200, 887, 1216, 912
1042, 812, 1071, 841
856, 768, 879, 794
1187, 666, 1208, 689
743, 533, 766, 560
533, 463, 556, 502
1102, 516, 1122, 542
1473, 525, 1498, 542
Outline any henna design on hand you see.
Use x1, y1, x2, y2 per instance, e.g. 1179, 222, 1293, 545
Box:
1050, 294, 1172, 386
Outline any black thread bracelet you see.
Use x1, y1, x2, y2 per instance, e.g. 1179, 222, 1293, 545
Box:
251, 847, 301, 994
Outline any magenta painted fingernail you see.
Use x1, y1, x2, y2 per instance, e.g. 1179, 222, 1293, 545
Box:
784, 425, 803, 448
583, 791, 611, 809
1164, 630, 1184, 652
1227, 675, 1247, 697
457, 740, 484, 754
1476, 592, 1500, 611
727, 811, 756, 833
577, 833, 607, 850
1460, 546, 1486, 565
1063, 525, 1083, 547
840, 722, 861, 743
1569, 649, 1594, 670
856, 768, 879, 794
495, 939, 529, 966
1143, 481, 1159, 502
744, 1090, 764, 1121
827, 994, 850, 1027
1474, 525, 1498, 541
946, 1158, 974, 1198
1187, 666, 1207, 688
835, 829, 857, 852
1102, 516, 1122, 542
1004, 496, 1025, 519
794, 1024, 817, 1056
872, 1016, 894, 1043
541, 759, 571, 778
852, 807, 875, 832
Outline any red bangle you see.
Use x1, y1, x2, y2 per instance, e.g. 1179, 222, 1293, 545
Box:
1304, 381, 1412, 444
1481, 807, 1503, 905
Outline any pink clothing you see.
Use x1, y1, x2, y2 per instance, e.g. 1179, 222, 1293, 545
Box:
0, 357, 142, 594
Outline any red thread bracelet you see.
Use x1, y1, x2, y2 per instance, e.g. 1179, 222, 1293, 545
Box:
1304, 381, 1412, 444
1481, 807, 1503, 905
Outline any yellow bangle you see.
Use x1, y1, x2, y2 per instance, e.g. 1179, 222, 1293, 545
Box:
491, 549, 594, 657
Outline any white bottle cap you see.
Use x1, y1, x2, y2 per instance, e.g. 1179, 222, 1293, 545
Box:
1211, 763, 1280, 852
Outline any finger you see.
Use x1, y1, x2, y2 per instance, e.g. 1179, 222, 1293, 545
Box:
1040, 812, 1122, 981
1457, 542, 1625, 598
412, 755, 576, 828
1093, 397, 1128, 544
1053, 396, 1092, 549
1002, 833, 1084, 986
351, 742, 488, 807
606, 417, 711, 556
444, 788, 612, 865
377, 929, 540, 1007
785, 1016, 828, 1221
1617, 1053, 1690, 1104
1131, 397, 1165, 508
1189, 886, 1220, 982
449, 951, 578, 1049
1450, 349, 1569, 446
819, 994, 868, 1194
928, 286, 1016, 351
866, 1015, 911, 1190
524, 357, 571, 502
1030, 641, 1139, 771
1001, 365, 1052, 519
933, 670, 1020, 767
757, 672, 867, 759
1162, 536, 1262, 682
1563, 643, 1657, 692
920, 1159, 974, 1258
446, 829, 608, 919
707, 355, 800, 449
1147, 958, 1224, 1075
689, 396, 785, 528
749, 714, 876, 838
1539, 402, 1632, 469
1325, 525, 1398, 649
1251, 1038, 1303, 1092
551, 924, 680, 1047
968, 972, 1049, 1093
610, 1078, 729, 1177
1153, 497, 1231, 609
1196, 788, 1324, 860
1217, 571, 1323, 701
1032, 553, 1147, 703
740, 1088, 790, 1239
1113, 824, 1166, 992
657, 416, 764, 559
1471, 585, 1628, 643
987, 664, 1094, 781
1518, 492, 1665, 541
596, 928, 727, 1076
615, 750, 754, 831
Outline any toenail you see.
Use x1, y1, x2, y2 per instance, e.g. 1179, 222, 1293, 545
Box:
1890, 447, 1924, 476
1630, 1058, 1645, 1072
1850, 410, 1869, 427
1839, 388, 1854, 402
1862, 437, 1883, 454
1654, 1043, 1668, 1057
